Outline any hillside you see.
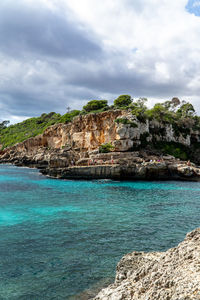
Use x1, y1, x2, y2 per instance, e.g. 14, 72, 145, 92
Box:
0, 110, 80, 149
1, 97, 200, 181
0, 95, 200, 163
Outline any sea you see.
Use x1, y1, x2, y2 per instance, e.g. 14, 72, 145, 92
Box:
0, 164, 200, 299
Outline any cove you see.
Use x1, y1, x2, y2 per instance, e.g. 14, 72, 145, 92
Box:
0, 164, 200, 299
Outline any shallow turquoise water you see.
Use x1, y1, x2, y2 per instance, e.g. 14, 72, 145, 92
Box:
0, 164, 200, 299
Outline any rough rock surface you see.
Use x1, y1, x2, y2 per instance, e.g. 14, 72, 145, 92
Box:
1, 110, 200, 180
41, 155, 200, 181
94, 228, 200, 300
1, 109, 200, 156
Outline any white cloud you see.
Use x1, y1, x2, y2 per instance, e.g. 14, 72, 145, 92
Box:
64, 0, 200, 104
155, 62, 170, 81
1, 0, 200, 122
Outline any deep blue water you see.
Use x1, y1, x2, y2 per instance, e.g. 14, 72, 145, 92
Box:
0, 164, 200, 299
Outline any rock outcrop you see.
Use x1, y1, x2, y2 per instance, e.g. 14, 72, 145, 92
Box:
40, 152, 200, 181
0, 109, 200, 180
94, 228, 200, 300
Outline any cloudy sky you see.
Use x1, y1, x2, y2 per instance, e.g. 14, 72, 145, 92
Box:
0, 0, 200, 123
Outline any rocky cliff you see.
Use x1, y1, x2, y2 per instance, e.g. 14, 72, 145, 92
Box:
0, 109, 200, 180
94, 228, 200, 300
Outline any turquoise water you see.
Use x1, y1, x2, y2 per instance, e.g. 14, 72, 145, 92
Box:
0, 164, 200, 299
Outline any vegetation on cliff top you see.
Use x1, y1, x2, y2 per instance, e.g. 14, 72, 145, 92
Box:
0, 95, 200, 150
0, 112, 62, 149
83, 100, 108, 112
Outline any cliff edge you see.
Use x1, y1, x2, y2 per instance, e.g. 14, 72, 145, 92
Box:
0, 109, 200, 180
94, 228, 200, 300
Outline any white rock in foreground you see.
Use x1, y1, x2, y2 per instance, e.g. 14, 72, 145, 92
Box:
94, 228, 200, 300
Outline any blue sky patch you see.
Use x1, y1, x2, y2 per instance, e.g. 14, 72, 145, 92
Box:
186, 0, 200, 16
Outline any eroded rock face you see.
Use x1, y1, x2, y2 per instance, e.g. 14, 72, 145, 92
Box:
1, 109, 200, 157
39, 152, 200, 181
0, 111, 125, 167
1, 110, 200, 175
94, 228, 200, 300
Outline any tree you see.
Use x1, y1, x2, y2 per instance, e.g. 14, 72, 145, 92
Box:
146, 103, 174, 123
114, 95, 132, 107
135, 97, 148, 107
83, 100, 108, 112
171, 97, 180, 107
162, 98, 180, 112
177, 102, 196, 118
0, 120, 10, 129
131, 98, 148, 122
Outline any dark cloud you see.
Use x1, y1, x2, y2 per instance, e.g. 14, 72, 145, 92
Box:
63, 61, 187, 99
0, 78, 101, 118
0, 0, 104, 121
0, 1, 101, 60
1, 89, 55, 117
0, 1, 200, 122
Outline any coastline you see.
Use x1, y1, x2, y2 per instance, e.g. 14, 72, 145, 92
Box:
94, 228, 200, 300
1, 152, 200, 182
1, 109, 200, 182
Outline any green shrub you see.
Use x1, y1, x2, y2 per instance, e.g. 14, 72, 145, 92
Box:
114, 95, 132, 107
99, 142, 114, 153
59, 110, 80, 123
146, 104, 174, 123
83, 100, 108, 112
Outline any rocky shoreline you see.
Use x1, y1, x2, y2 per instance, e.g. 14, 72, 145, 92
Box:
1, 149, 200, 181
1, 109, 200, 181
94, 228, 200, 300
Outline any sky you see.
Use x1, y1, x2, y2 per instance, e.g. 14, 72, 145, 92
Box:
1, 0, 200, 123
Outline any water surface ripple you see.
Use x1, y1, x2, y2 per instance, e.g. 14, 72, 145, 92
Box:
0, 164, 200, 299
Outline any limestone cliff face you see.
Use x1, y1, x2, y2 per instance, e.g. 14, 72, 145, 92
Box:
69, 110, 124, 151
1, 109, 200, 168
0, 110, 122, 158
19, 110, 124, 152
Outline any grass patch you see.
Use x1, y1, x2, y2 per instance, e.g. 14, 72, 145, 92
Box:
99, 143, 114, 153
